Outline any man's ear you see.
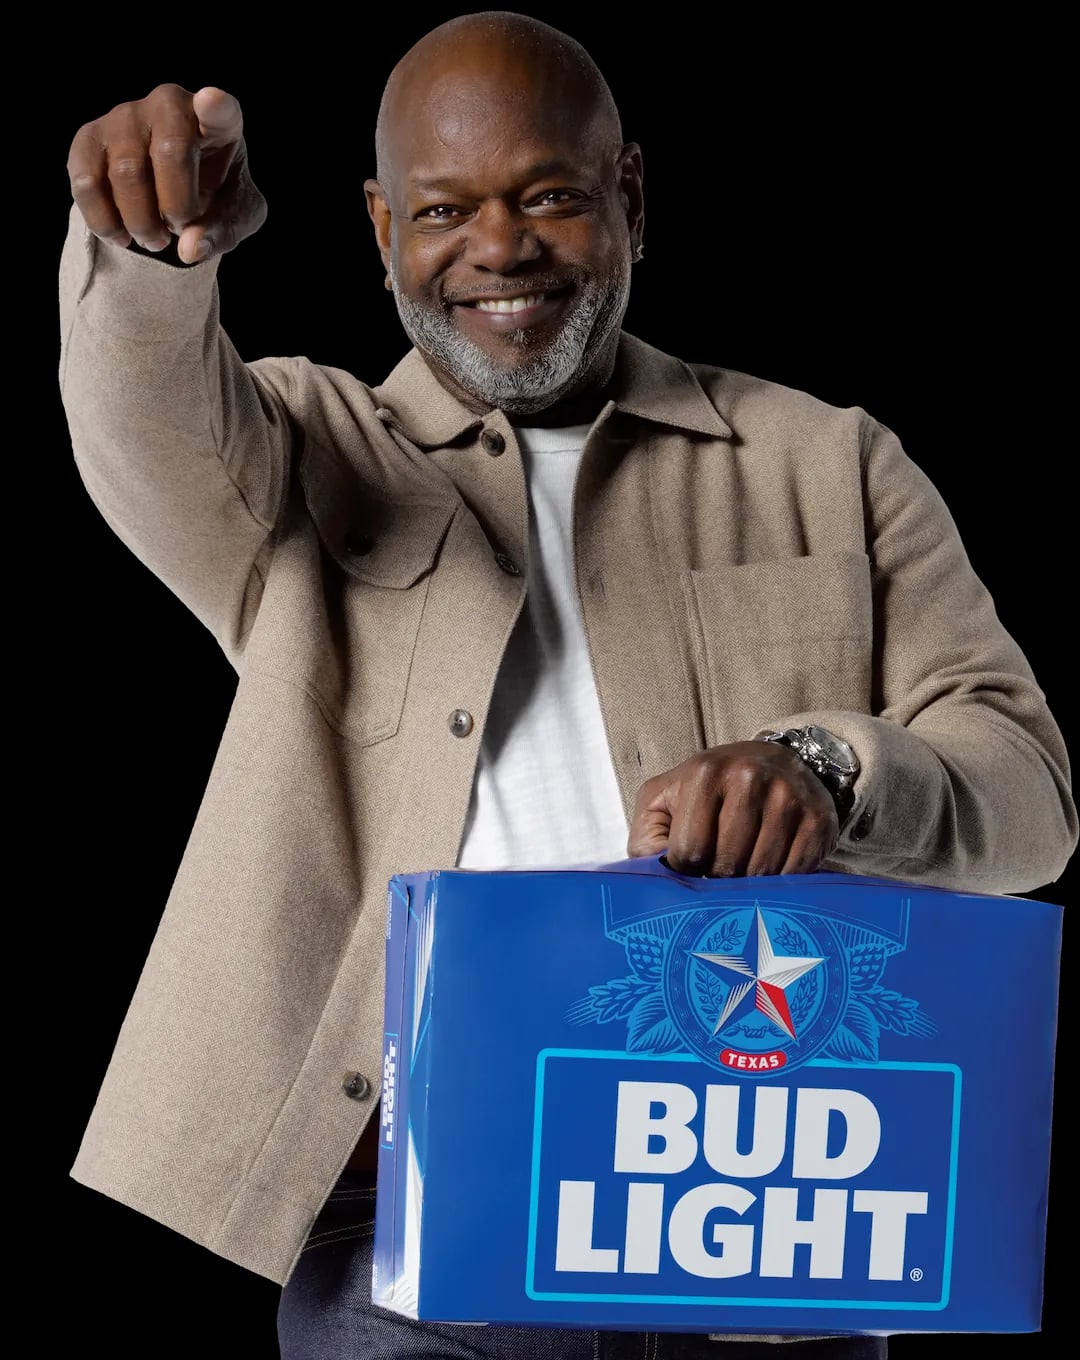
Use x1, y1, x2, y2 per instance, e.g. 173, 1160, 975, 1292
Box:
617, 142, 644, 251
364, 179, 393, 273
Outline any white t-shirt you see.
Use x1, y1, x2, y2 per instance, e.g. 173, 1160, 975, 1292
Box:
456, 423, 629, 870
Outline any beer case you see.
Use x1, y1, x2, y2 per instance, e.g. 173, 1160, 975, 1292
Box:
372, 857, 1062, 1336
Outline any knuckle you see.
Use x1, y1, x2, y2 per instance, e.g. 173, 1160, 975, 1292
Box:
808, 804, 838, 832
684, 756, 717, 792
151, 135, 196, 165
148, 81, 193, 104
104, 102, 147, 138
770, 782, 802, 815
110, 156, 151, 185
69, 170, 103, 200
634, 773, 664, 804
680, 843, 713, 872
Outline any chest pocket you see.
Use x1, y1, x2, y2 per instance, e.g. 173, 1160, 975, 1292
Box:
250, 438, 456, 748
684, 551, 873, 744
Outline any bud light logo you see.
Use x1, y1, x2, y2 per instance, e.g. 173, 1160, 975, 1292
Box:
565, 894, 935, 1075
524, 889, 959, 1310
526, 1056, 959, 1307
381, 1035, 397, 1148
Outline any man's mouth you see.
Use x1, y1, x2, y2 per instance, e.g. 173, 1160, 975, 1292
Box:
453, 286, 571, 332
474, 292, 549, 314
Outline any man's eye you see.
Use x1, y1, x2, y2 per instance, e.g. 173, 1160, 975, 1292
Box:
416, 205, 462, 221
532, 190, 579, 207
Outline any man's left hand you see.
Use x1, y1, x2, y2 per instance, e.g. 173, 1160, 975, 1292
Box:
627, 742, 839, 877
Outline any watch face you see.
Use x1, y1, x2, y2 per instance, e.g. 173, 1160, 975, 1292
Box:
806, 725, 858, 775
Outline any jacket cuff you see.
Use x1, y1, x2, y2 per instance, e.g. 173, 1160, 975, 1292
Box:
749, 709, 942, 855
65, 201, 221, 342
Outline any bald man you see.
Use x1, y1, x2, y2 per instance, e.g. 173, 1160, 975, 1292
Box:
61, 9, 1074, 1360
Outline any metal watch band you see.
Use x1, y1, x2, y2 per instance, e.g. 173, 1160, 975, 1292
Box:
755, 727, 858, 825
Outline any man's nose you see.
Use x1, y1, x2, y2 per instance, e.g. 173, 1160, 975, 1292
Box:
463, 201, 543, 272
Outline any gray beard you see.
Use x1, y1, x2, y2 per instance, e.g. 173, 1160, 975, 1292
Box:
390, 268, 629, 416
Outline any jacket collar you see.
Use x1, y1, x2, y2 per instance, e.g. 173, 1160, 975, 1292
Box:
608, 333, 733, 438
371, 331, 733, 447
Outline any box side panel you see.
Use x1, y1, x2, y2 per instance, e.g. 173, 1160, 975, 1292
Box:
372, 873, 422, 1315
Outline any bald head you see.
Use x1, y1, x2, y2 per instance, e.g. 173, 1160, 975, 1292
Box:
375, 11, 623, 194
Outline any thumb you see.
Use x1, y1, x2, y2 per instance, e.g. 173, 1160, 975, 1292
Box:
627, 805, 672, 858
192, 86, 244, 149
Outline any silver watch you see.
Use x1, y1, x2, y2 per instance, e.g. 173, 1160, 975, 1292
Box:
755, 725, 860, 818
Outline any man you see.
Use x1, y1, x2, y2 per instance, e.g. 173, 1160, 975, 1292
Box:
60, 9, 1074, 1359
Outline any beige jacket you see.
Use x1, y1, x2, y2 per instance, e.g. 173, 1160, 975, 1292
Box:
59, 203, 1075, 1290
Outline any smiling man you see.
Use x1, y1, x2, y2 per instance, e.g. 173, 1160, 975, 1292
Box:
60, 8, 1074, 1360
367, 15, 639, 422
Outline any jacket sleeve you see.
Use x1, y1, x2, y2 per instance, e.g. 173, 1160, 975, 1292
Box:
58, 203, 293, 666
760, 414, 1076, 895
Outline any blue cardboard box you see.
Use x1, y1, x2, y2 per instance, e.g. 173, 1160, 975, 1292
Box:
372, 857, 1062, 1336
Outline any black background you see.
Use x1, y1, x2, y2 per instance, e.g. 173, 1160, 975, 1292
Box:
44, 7, 1072, 1356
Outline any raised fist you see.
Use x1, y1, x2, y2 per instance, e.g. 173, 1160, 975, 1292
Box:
67, 84, 266, 264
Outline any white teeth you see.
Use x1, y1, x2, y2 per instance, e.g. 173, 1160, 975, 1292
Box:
475, 293, 545, 314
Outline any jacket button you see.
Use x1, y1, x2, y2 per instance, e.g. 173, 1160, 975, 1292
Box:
494, 551, 520, 576
344, 529, 374, 556
342, 1071, 371, 1100
448, 709, 474, 738
480, 428, 505, 455
849, 810, 873, 842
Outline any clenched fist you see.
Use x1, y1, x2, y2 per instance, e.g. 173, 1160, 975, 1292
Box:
628, 741, 839, 877
67, 84, 266, 265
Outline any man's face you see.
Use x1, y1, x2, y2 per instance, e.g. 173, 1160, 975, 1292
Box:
366, 67, 643, 415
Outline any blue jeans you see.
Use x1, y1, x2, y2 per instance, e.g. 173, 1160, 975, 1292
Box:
277, 1171, 888, 1360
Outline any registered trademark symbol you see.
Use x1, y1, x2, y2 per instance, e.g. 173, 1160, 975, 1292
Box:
910, 1267, 923, 1282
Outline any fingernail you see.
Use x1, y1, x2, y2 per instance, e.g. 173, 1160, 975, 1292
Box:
192, 238, 213, 262
141, 238, 171, 252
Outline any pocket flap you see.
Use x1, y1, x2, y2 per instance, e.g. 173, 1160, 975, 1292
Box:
300, 441, 456, 588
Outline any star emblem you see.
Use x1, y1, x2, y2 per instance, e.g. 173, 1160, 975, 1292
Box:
693, 906, 824, 1041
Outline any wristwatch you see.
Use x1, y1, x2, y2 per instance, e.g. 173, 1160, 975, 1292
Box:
755, 725, 860, 824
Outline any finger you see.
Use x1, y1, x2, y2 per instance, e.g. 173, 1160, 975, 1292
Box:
146, 86, 244, 263
180, 139, 261, 264
68, 124, 132, 249
664, 765, 723, 875
176, 161, 269, 265
628, 775, 662, 852
707, 769, 764, 876
627, 806, 671, 857
191, 86, 244, 150
148, 108, 204, 237
100, 103, 172, 251
745, 783, 803, 877
628, 776, 671, 856
779, 807, 838, 875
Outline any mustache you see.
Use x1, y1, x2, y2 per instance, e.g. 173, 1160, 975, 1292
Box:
441, 276, 577, 305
